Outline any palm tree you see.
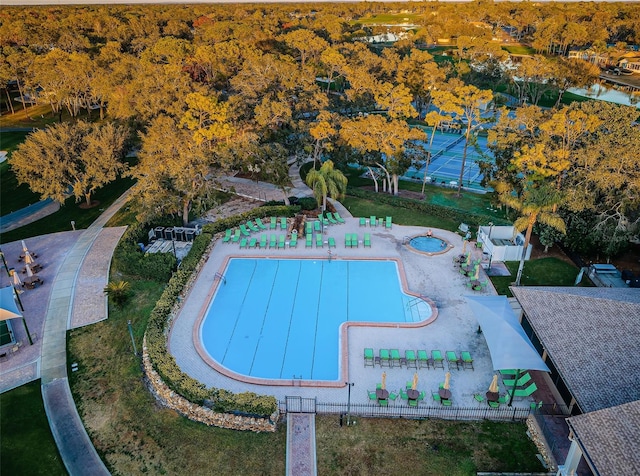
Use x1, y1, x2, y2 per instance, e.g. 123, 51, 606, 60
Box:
305, 160, 347, 212
498, 182, 566, 286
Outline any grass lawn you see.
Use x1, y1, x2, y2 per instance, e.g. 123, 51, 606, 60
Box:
503, 45, 536, 55
68, 267, 287, 475
0, 380, 66, 476
0, 131, 42, 216
0, 174, 134, 244
316, 416, 544, 475
491, 258, 581, 296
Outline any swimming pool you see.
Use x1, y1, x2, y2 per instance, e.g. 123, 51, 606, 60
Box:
407, 235, 452, 256
200, 258, 432, 381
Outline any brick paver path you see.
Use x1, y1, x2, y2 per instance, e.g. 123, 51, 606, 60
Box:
286, 413, 317, 476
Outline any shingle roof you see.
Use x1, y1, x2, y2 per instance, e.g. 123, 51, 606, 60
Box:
510, 287, 640, 413
567, 400, 640, 476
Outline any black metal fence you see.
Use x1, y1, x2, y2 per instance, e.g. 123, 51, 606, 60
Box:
279, 400, 531, 422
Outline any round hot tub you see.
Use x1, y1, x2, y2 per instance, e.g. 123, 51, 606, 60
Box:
406, 235, 452, 256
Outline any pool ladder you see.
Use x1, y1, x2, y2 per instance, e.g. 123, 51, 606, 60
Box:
214, 272, 226, 284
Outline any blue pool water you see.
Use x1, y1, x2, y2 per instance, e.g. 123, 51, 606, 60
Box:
200, 258, 431, 381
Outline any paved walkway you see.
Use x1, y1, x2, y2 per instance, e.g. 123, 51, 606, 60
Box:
0, 198, 60, 233
286, 413, 317, 476
40, 190, 130, 476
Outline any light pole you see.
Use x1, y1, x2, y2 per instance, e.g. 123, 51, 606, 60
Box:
345, 382, 354, 426
127, 320, 138, 356
0, 249, 10, 277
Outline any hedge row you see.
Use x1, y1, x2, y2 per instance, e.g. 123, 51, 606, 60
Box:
346, 187, 510, 229
113, 222, 177, 282
143, 205, 301, 418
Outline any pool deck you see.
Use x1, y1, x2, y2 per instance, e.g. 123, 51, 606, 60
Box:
169, 218, 531, 409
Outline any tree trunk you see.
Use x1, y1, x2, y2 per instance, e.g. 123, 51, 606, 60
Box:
456, 122, 472, 197
421, 124, 437, 194
182, 199, 190, 226
85, 193, 92, 207
515, 219, 535, 286
392, 174, 399, 196
16, 79, 30, 118
366, 166, 379, 193
4, 87, 15, 114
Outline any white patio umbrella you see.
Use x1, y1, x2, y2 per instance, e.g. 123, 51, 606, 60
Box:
24, 251, 35, 265
381, 371, 386, 390
25, 264, 34, 278
443, 372, 451, 390
471, 264, 480, 281
489, 375, 499, 393
10, 269, 23, 288
21, 240, 28, 253
412, 372, 418, 390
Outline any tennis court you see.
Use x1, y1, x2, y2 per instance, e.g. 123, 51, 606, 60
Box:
199, 258, 432, 381
404, 128, 491, 190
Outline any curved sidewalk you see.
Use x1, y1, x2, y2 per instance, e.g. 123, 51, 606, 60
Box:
40, 190, 131, 476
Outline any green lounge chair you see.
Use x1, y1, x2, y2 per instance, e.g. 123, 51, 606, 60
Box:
408, 399, 418, 407
280, 217, 287, 230
390, 349, 401, 367
446, 351, 460, 370
334, 212, 346, 224
400, 389, 408, 400
364, 348, 374, 367
269, 235, 277, 248
370, 215, 377, 227
378, 349, 390, 367
432, 350, 445, 369
248, 237, 257, 248
461, 351, 474, 370
306, 234, 313, 248
405, 350, 417, 369
442, 399, 452, 407
239, 224, 251, 236
322, 215, 330, 227
231, 229, 241, 243
379, 398, 389, 407
270, 217, 277, 229
530, 401, 543, 411
359, 217, 366, 226
289, 233, 298, 248
376, 383, 382, 390
259, 234, 267, 248
417, 350, 430, 369
351, 233, 358, 248
363, 233, 371, 247
222, 229, 232, 243
473, 394, 485, 404
506, 382, 538, 399
368, 390, 377, 401
503, 372, 532, 388
255, 217, 267, 230
278, 235, 286, 249
316, 234, 323, 248
247, 220, 259, 232
326, 212, 337, 225
345, 234, 351, 248
314, 220, 321, 232
488, 400, 500, 408
431, 392, 441, 403
499, 369, 518, 376
418, 391, 426, 401
328, 237, 336, 248
389, 391, 398, 401
498, 395, 508, 404
239, 238, 248, 249
385, 216, 392, 229
305, 221, 313, 235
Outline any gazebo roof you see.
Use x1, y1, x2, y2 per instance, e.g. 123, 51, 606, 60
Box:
510, 287, 640, 413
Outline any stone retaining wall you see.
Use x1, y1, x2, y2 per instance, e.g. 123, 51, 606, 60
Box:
142, 339, 278, 433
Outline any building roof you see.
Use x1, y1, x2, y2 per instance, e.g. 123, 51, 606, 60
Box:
567, 400, 640, 476
510, 287, 640, 413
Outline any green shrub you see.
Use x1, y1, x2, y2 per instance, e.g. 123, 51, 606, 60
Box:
296, 196, 317, 211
